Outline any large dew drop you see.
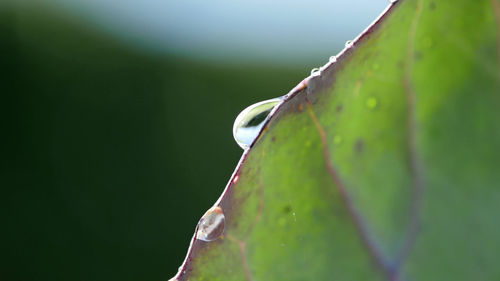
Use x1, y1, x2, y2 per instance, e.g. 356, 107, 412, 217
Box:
196, 206, 225, 242
233, 98, 281, 149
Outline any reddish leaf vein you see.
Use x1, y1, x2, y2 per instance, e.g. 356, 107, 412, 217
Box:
305, 98, 395, 280
396, 0, 425, 276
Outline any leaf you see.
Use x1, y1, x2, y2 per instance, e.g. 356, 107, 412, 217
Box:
171, 0, 500, 280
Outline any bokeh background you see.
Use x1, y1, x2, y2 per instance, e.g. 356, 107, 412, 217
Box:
2, 0, 386, 280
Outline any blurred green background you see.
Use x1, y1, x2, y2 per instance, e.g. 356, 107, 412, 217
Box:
1, 0, 384, 280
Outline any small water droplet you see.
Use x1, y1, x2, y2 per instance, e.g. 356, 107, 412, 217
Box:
196, 206, 225, 242
233, 98, 281, 149
310, 67, 321, 76
292, 212, 297, 222
333, 135, 342, 145
345, 40, 353, 48
366, 97, 378, 109
329, 55, 337, 63
232, 175, 239, 184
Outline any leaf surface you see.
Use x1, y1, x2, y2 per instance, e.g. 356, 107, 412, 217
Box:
172, 0, 500, 280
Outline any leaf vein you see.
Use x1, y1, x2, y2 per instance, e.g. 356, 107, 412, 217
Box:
396, 0, 426, 276
305, 98, 395, 280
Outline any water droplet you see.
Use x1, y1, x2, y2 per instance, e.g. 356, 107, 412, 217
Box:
196, 206, 225, 242
366, 97, 378, 109
329, 55, 337, 63
310, 68, 321, 76
232, 175, 239, 184
233, 98, 281, 149
333, 135, 342, 145
345, 40, 353, 48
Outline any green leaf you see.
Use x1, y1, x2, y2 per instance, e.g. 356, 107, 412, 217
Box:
172, 0, 500, 280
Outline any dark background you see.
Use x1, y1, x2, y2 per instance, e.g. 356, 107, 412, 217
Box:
1, 1, 383, 280
1, 4, 306, 281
